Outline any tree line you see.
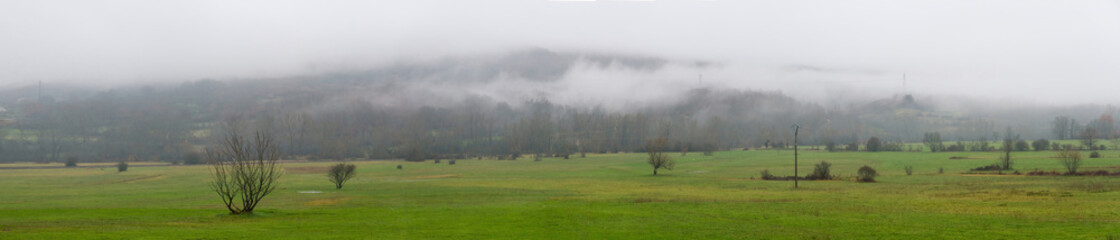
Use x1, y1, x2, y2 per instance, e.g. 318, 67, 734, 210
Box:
0, 77, 1115, 163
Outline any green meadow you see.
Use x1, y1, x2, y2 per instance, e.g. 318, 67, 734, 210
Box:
2, 150, 1119, 239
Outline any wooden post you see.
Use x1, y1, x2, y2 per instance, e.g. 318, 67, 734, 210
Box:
793, 124, 799, 189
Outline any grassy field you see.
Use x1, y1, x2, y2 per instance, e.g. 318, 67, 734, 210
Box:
2, 150, 1120, 239
0, 162, 169, 169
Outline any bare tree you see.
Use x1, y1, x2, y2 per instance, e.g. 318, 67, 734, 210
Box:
1053, 116, 1071, 139
1001, 127, 1015, 170
646, 138, 674, 175
328, 162, 357, 189
1057, 149, 1081, 175
866, 137, 882, 152
923, 132, 944, 152
1111, 135, 1120, 152
207, 130, 282, 215
1081, 127, 1098, 150
279, 112, 311, 156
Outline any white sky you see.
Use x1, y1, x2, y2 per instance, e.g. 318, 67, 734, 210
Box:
2, 0, 1120, 104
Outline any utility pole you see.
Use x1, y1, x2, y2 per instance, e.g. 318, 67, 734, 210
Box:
793, 124, 800, 188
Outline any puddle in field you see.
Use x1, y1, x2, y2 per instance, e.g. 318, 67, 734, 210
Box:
297, 191, 322, 194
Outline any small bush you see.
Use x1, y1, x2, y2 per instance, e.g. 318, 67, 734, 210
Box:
1090, 151, 1101, 158
904, 165, 913, 176
1032, 139, 1050, 151
760, 169, 776, 180
65, 157, 78, 167
946, 143, 965, 152
449, 160, 456, 165
396, 164, 402, 170
117, 161, 128, 172
857, 166, 878, 182
971, 164, 1002, 171
807, 161, 832, 180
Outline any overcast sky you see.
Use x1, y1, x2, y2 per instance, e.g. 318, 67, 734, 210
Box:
3, 0, 1120, 104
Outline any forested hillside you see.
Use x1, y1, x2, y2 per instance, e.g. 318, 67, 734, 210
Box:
0, 49, 1114, 163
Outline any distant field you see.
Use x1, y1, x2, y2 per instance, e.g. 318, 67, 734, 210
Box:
2, 150, 1119, 239
0, 162, 169, 169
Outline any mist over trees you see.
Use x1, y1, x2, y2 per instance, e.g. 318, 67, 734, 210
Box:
1, 49, 1119, 163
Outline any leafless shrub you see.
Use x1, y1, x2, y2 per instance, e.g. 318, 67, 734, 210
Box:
806, 161, 832, 180
760, 169, 776, 180
328, 162, 356, 189
1057, 149, 1081, 175
857, 166, 878, 182
207, 130, 282, 215
646, 138, 675, 175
